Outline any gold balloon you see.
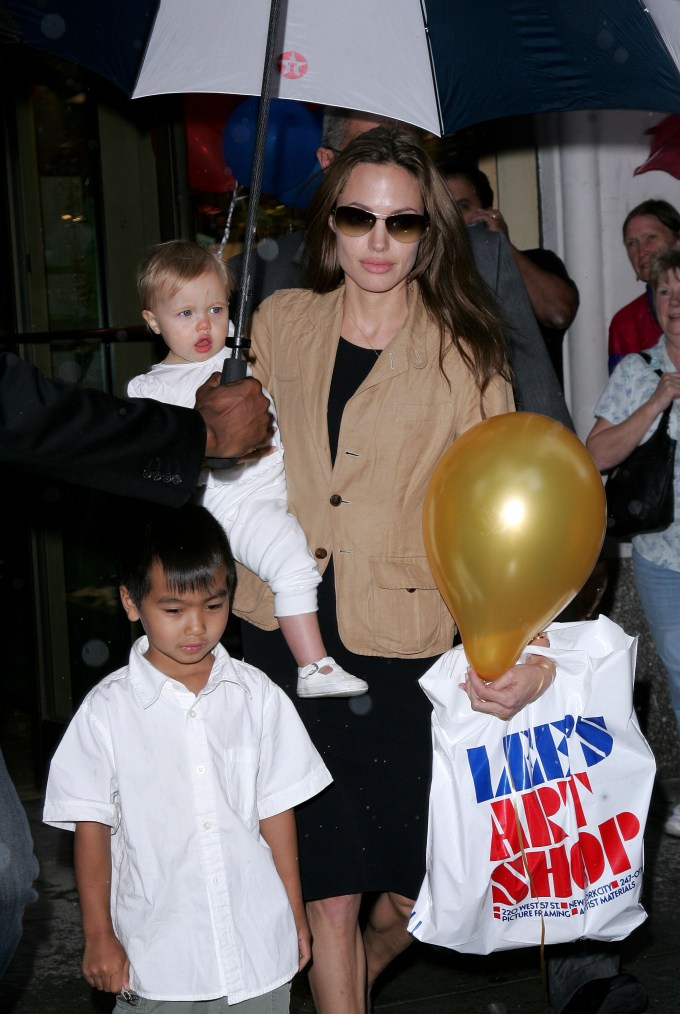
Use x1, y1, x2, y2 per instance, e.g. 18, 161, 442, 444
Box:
423, 412, 606, 679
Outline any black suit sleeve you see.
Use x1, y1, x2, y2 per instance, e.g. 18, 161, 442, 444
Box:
0, 353, 205, 505
467, 228, 574, 431
520, 247, 576, 289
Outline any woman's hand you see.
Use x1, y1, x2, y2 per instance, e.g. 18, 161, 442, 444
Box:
459, 632, 555, 720
651, 370, 680, 413
587, 371, 680, 471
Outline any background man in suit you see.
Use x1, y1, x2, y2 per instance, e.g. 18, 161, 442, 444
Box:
439, 156, 579, 390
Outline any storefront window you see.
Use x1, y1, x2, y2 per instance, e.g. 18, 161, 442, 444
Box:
27, 61, 105, 330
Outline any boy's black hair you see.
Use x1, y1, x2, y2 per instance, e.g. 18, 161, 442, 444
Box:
117, 502, 236, 607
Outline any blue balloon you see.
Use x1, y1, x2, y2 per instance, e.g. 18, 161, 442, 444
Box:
223, 97, 323, 209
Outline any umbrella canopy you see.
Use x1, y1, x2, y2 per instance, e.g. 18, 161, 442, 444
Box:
3, 0, 680, 136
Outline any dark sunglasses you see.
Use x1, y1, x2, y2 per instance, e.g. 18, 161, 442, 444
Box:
333, 205, 429, 243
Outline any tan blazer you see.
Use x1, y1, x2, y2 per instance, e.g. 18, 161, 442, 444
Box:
233, 285, 514, 658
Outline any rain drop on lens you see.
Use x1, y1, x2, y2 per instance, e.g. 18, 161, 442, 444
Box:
349, 694, 372, 716
81, 639, 110, 668
41, 15, 65, 41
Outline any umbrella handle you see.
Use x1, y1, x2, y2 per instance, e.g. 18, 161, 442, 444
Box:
204, 356, 249, 470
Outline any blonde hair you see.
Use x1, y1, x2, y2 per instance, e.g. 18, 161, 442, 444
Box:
137, 239, 232, 310
649, 247, 680, 293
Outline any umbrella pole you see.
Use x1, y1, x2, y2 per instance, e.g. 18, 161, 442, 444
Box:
205, 0, 281, 468
221, 0, 282, 383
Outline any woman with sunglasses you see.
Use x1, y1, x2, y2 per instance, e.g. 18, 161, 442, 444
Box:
233, 127, 553, 1014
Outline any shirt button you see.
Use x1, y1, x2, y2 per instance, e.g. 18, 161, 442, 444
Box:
315, 548, 328, 559
203, 822, 211, 830
189, 710, 197, 718
330, 494, 342, 506
197, 765, 205, 774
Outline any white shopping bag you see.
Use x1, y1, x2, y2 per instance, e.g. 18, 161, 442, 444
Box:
408, 615, 656, 954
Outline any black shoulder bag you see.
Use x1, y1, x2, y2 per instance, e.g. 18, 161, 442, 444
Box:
605, 353, 676, 539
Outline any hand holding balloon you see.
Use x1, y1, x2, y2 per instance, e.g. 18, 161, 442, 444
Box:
424, 413, 606, 680
460, 632, 556, 718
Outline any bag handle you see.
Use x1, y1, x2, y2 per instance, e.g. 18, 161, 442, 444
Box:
639, 352, 673, 429
639, 352, 660, 375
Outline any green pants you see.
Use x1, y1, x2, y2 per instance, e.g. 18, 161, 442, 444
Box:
114, 982, 291, 1014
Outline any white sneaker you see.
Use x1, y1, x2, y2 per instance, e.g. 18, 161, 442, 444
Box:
297, 656, 369, 698
664, 801, 680, 837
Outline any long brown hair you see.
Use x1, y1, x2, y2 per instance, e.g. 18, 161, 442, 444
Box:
304, 126, 510, 394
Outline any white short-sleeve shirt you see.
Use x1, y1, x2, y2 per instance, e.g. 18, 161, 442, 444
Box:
43, 639, 332, 1003
594, 336, 680, 571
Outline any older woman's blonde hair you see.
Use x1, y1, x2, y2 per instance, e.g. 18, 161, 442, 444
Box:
649, 246, 680, 293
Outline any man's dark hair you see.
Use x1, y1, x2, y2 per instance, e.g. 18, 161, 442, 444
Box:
117, 503, 236, 607
320, 106, 422, 152
436, 156, 495, 210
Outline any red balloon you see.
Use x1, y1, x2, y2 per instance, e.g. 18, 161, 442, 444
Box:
184, 95, 238, 193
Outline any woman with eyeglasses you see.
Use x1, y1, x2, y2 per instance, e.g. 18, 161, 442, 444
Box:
233, 127, 553, 1014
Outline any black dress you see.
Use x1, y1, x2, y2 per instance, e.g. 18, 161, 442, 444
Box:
240, 340, 441, 901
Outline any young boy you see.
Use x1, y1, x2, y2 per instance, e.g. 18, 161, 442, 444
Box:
127, 239, 367, 699
43, 503, 333, 1011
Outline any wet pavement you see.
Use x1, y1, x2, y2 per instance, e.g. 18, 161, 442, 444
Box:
3, 554, 680, 1011
2, 776, 679, 1013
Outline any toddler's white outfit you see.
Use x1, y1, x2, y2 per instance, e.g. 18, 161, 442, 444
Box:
128, 344, 367, 698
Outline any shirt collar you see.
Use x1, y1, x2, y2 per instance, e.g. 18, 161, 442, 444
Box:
127, 636, 251, 708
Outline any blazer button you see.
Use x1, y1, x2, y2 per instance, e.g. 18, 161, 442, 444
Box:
330, 494, 342, 506
315, 548, 328, 559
